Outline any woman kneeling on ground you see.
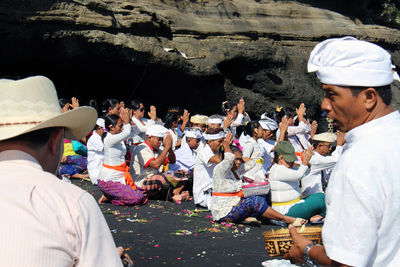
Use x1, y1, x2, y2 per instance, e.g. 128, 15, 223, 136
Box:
97, 108, 147, 206
268, 141, 326, 221
210, 133, 306, 226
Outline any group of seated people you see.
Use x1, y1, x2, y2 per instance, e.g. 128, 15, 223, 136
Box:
58, 96, 345, 226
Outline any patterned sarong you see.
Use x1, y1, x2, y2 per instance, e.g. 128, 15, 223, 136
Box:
220, 195, 269, 223
59, 155, 87, 176
97, 180, 147, 206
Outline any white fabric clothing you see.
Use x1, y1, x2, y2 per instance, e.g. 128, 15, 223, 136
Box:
276, 121, 311, 153
98, 124, 133, 184
0, 150, 122, 267
308, 36, 394, 87
322, 111, 400, 267
86, 131, 104, 185
193, 144, 217, 208
131, 116, 156, 143
242, 138, 267, 182
229, 112, 251, 137
168, 142, 197, 172
257, 139, 276, 173
130, 141, 164, 187
301, 147, 343, 197
211, 152, 256, 221
268, 163, 309, 215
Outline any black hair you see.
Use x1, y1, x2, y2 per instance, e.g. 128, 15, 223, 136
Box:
244, 121, 260, 137
271, 107, 295, 124
273, 151, 280, 164
230, 145, 242, 154
221, 101, 234, 115
167, 106, 183, 116
205, 127, 223, 135
101, 114, 120, 142
348, 84, 392, 105
101, 99, 119, 116
128, 99, 143, 110
58, 98, 70, 109
163, 112, 179, 129
0, 127, 61, 149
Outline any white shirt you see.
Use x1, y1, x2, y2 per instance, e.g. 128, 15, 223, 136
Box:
193, 144, 216, 208
242, 138, 267, 182
0, 150, 122, 267
131, 116, 156, 143
268, 163, 308, 214
211, 152, 256, 221
168, 142, 196, 172
257, 138, 276, 173
86, 131, 104, 185
277, 121, 311, 153
323, 111, 400, 266
301, 146, 343, 197
99, 124, 134, 184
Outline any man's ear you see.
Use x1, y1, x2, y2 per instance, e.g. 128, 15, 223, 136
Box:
48, 128, 64, 156
362, 88, 378, 111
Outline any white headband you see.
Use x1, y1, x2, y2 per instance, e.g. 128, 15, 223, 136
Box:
203, 131, 225, 140
259, 118, 278, 131
96, 118, 105, 128
185, 129, 202, 139
208, 118, 223, 125
308, 36, 394, 87
146, 125, 168, 138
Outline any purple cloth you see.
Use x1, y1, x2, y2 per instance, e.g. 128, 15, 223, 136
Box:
97, 180, 147, 206
59, 155, 87, 176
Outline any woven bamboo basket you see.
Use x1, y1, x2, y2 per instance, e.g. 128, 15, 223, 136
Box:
263, 226, 323, 257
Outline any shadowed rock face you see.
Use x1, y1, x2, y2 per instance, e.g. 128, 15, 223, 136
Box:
0, 0, 399, 118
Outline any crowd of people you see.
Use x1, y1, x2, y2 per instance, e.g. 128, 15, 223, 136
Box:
0, 36, 399, 266
58, 86, 339, 228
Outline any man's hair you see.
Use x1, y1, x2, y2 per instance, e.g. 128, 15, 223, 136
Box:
0, 127, 62, 149
349, 84, 392, 105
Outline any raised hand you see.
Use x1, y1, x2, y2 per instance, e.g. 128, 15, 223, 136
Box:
119, 108, 130, 124
70, 97, 80, 109
237, 98, 245, 114
163, 132, 173, 150
148, 105, 157, 121
296, 103, 306, 121
223, 113, 234, 129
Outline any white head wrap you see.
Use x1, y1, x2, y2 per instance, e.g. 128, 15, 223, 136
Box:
259, 118, 278, 131
203, 131, 225, 140
146, 125, 168, 138
208, 118, 223, 125
185, 129, 202, 139
308, 36, 394, 87
96, 118, 105, 128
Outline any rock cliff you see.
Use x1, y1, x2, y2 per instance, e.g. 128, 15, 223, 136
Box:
0, 0, 399, 118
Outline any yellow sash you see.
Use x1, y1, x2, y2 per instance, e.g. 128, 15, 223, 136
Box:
272, 197, 301, 206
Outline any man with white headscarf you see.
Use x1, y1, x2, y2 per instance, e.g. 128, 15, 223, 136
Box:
284, 37, 400, 267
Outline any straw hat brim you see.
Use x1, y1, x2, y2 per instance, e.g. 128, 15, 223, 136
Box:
0, 106, 98, 141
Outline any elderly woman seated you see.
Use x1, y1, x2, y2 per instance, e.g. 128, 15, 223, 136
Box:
268, 141, 326, 221
210, 134, 306, 226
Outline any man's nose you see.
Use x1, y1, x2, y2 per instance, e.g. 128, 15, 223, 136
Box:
321, 98, 331, 112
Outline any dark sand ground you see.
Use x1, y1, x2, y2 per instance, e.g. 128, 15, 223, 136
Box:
72, 179, 305, 267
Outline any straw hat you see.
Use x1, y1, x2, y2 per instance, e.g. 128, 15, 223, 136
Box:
0, 76, 97, 141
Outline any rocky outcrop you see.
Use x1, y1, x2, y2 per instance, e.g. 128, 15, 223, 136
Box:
0, 0, 399, 118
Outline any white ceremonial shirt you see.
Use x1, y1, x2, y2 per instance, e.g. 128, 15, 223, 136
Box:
193, 144, 216, 208
257, 138, 276, 173
86, 131, 104, 185
99, 124, 134, 184
301, 146, 343, 197
268, 163, 308, 215
211, 152, 256, 221
323, 111, 400, 266
0, 150, 122, 267
276, 121, 312, 153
